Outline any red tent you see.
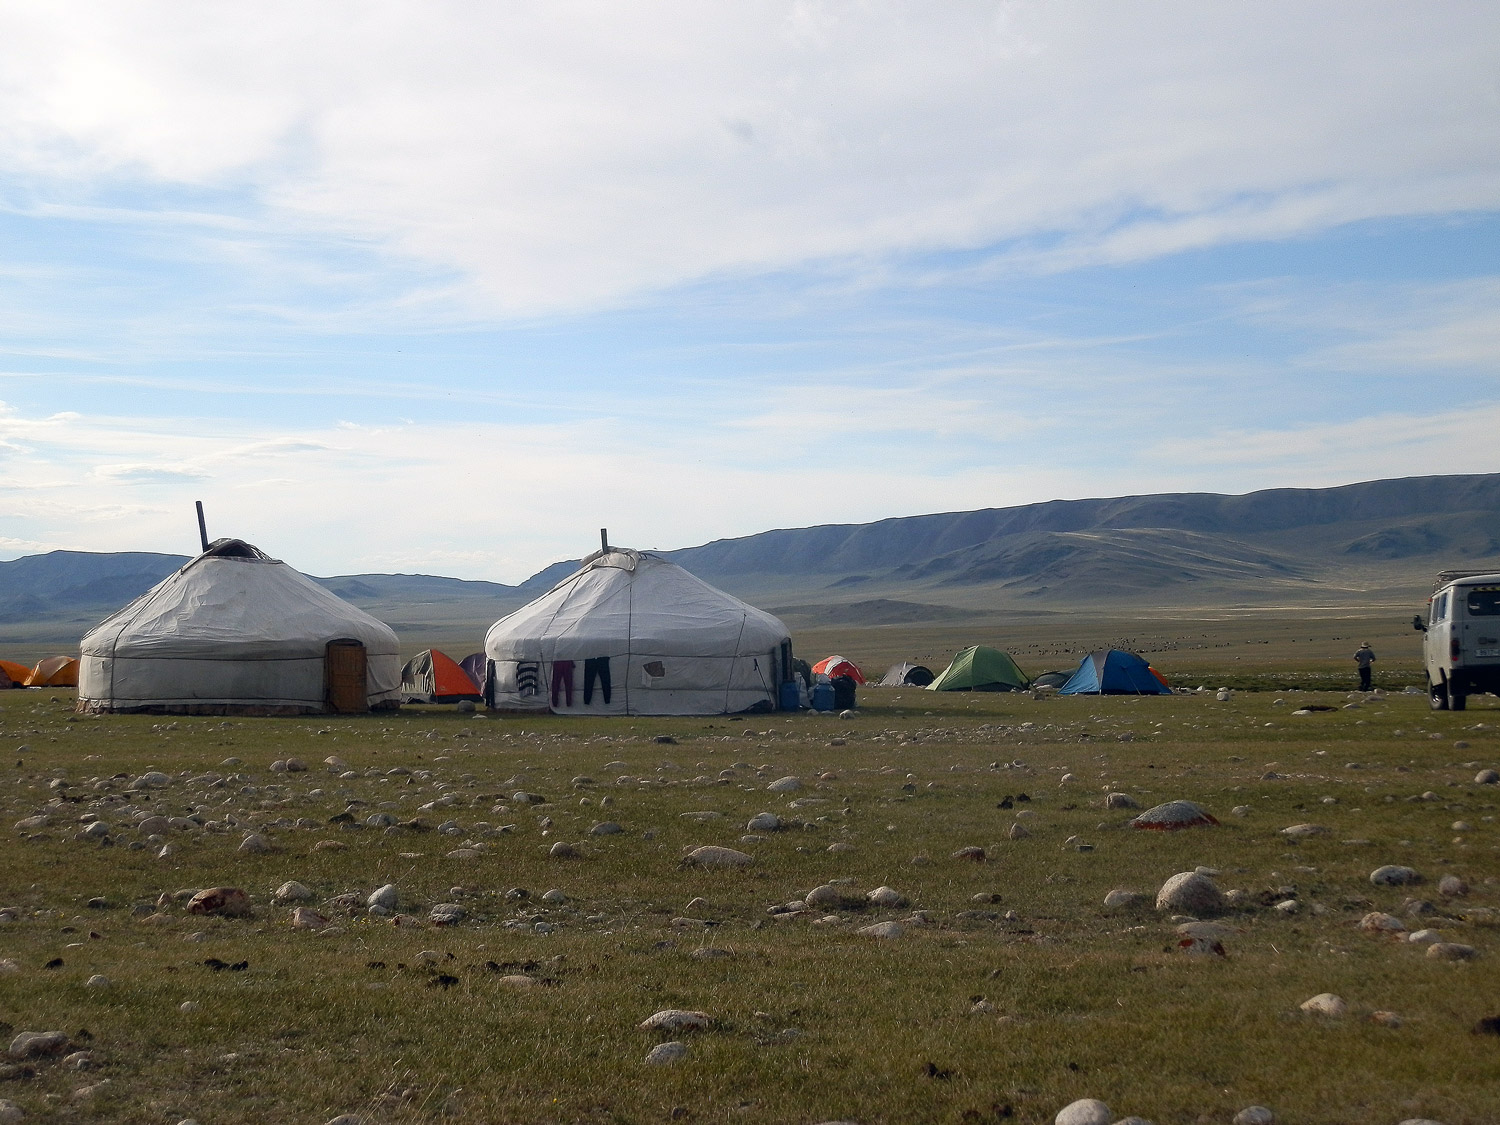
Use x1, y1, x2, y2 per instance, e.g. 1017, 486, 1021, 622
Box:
26, 656, 79, 687
399, 649, 482, 703
811, 655, 866, 685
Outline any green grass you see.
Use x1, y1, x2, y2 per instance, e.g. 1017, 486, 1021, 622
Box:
0, 680, 1496, 1124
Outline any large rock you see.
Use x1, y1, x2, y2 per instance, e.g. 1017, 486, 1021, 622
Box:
1370, 865, 1421, 886
1299, 993, 1346, 1017
1131, 800, 1218, 830
683, 846, 753, 868
8, 1031, 68, 1059
1055, 1099, 1111, 1125
1155, 871, 1225, 916
187, 887, 252, 917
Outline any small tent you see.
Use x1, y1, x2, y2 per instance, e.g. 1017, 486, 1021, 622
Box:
26, 656, 79, 687
484, 546, 792, 716
459, 652, 487, 698
878, 661, 934, 687
0, 659, 32, 688
78, 538, 402, 715
812, 655, 866, 685
400, 649, 482, 704
1058, 650, 1171, 695
1031, 670, 1071, 690
926, 646, 1030, 692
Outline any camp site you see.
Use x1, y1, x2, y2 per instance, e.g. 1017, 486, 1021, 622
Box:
1, 491, 1499, 1125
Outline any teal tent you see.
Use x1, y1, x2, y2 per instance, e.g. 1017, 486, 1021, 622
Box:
926, 646, 1030, 692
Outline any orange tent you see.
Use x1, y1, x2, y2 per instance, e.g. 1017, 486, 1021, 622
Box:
0, 659, 32, 687
399, 649, 482, 703
811, 655, 866, 685
26, 656, 79, 687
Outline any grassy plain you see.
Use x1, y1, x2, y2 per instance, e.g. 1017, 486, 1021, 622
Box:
1, 618, 1496, 1125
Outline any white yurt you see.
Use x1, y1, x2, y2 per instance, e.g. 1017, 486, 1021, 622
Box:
78, 539, 402, 715
483, 547, 792, 716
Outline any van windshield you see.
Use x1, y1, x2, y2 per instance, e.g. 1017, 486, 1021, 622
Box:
1466, 586, 1500, 617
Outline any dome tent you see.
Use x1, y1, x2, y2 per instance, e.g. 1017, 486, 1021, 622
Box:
78, 539, 402, 715
811, 655, 866, 685
400, 648, 482, 704
878, 661, 934, 687
926, 646, 1030, 692
1058, 650, 1171, 695
483, 547, 792, 716
26, 656, 79, 687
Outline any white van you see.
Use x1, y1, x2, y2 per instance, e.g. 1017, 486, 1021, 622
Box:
1414, 570, 1500, 710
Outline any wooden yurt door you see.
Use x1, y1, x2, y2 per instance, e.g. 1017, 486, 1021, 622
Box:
325, 640, 368, 713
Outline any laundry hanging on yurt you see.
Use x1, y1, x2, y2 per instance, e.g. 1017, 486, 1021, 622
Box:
878, 661, 934, 687
484, 546, 793, 716
25, 655, 79, 687
811, 655, 866, 685
1058, 650, 1171, 695
400, 649, 482, 704
926, 646, 1030, 692
77, 538, 402, 715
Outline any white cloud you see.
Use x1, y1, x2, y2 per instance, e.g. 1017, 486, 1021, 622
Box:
0, 3, 1496, 315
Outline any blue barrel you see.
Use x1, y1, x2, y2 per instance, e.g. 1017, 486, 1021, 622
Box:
779, 680, 801, 711
811, 682, 835, 712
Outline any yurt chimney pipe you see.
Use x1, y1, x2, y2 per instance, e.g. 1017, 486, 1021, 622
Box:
195, 501, 209, 553
600, 528, 609, 553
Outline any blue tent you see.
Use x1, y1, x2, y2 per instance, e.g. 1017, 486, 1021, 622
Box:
1059, 650, 1171, 695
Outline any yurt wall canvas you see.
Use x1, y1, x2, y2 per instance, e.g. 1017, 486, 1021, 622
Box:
484, 548, 790, 716
78, 540, 402, 715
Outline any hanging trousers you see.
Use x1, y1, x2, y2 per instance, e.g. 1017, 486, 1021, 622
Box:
583, 657, 612, 704
550, 660, 575, 707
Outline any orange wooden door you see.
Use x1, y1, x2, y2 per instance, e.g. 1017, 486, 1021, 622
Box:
325, 640, 368, 713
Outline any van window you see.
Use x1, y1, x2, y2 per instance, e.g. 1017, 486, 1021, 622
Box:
1432, 593, 1449, 624
1466, 586, 1500, 617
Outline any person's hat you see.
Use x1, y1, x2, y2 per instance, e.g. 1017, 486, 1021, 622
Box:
1360, 642, 1371, 648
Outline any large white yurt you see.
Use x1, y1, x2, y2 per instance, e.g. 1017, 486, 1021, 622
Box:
78, 539, 402, 715
483, 547, 792, 716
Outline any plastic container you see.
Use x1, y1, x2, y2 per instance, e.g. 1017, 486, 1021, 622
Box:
811, 682, 835, 712
779, 680, 801, 711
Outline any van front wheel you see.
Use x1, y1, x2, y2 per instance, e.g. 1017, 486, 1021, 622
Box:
1429, 678, 1449, 710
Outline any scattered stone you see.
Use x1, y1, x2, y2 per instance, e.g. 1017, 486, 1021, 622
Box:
1280, 823, 1329, 839
1104, 793, 1140, 809
805, 884, 858, 909
547, 841, 580, 859
237, 833, 272, 855
951, 846, 986, 861
1426, 942, 1478, 962
767, 776, 802, 793
747, 812, 782, 832
856, 920, 904, 939
1232, 1108, 1274, 1125
367, 885, 399, 911
638, 1010, 712, 1032
1007, 822, 1030, 840
430, 903, 466, 926
1131, 800, 1218, 830
589, 822, 624, 836
276, 882, 312, 904
1475, 769, 1499, 785
187, 887, 252, 917
8, 1031, 68, 1059
645, 1041, 688, 1065
1299, 993, 1346, 1017
1155, 871, 1225, 916
866, 886, 908, 908
1371, 865, 1421, 887
1358, 912, 1406, 934
1055, 1099, 1111, 1125
1407, 929, 1443, 945
683, 846, 753, 868
1438, 874, 1468, 898
0, 1099, 22, 1123
1103, 889, 1145, 910
291, 908, 330, 930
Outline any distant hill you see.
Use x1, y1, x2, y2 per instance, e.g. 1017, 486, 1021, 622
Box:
3, 474, 1499, 646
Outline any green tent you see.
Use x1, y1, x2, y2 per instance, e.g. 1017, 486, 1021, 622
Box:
926, 645, 1030, 692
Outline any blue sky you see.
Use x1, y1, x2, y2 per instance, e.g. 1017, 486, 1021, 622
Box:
1, 2, 1498, 581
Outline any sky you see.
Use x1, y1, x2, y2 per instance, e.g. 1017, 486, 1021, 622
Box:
1, 2, 1498, 583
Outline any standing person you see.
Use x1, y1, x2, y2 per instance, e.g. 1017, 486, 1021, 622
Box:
1354, 642, 1377, 691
